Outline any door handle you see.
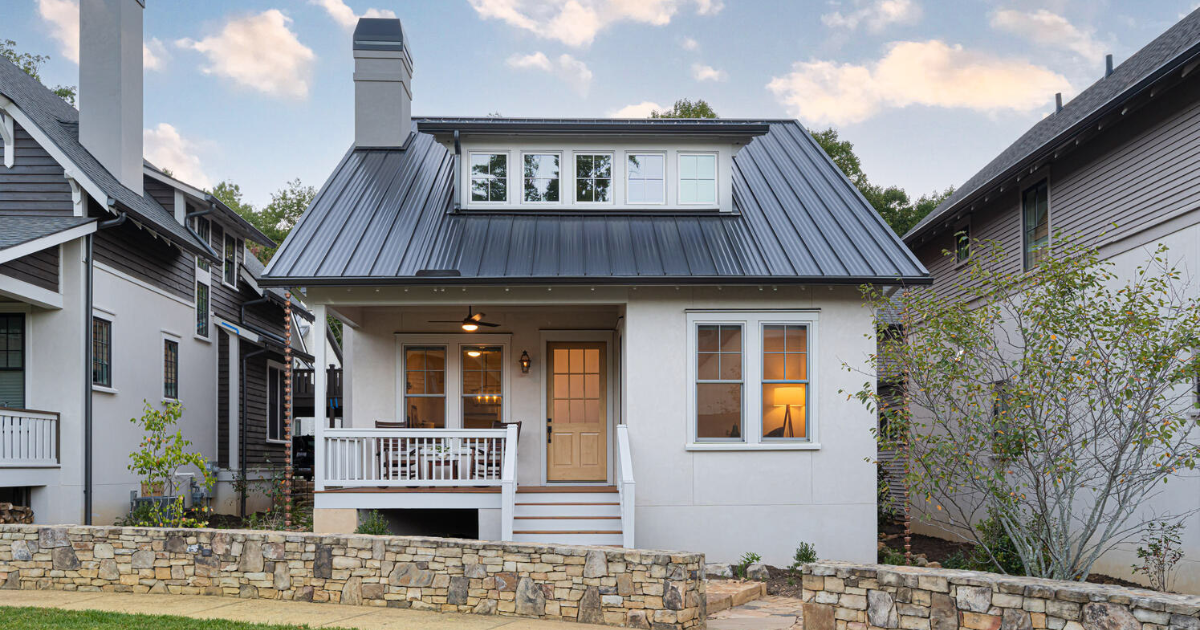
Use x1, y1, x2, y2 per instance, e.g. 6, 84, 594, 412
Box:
546, 418, 552, 444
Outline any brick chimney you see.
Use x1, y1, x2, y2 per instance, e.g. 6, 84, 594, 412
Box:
353, 18, 412, 148
79, 0, 144, 195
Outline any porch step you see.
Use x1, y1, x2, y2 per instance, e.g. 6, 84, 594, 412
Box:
512, 486, 623, 546
514, 502, 621, 518
513, 516, 620, 531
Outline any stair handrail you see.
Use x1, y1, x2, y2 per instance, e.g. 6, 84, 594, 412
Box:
500, 422, 519, 541
616, 424, 635, 548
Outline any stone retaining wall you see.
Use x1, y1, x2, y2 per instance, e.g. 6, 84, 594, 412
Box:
800, 561, 1200, 630
0, 525, 705, 629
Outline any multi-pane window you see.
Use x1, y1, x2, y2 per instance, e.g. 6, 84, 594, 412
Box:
195, 283, 209, 338
163, 339, 179, 400
462, 346, 502, 429
627, 153, 665, 204
267, 364, 285, 442
523, 153, 560, 203
0, 313, 25, 408
92, 317, 112, 387
679, 153, 716, 204
404, 347, 446, 428
194, 216, 211, 271
955, 225, 970, 263
761, 324, 808, 440
1023, 181, 1049, 270
223, 233, 237, 286
695, 324, 743, 441
575, 154, 612, 203
471, 153, 508, 202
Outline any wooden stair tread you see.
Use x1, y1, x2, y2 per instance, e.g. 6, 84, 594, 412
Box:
517, 486, 618, 493
514, 530, 622, 535
514, 515, 620, 520
515, 502, 619, 506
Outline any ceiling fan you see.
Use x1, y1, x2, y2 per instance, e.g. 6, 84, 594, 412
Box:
430, 306, 499, 332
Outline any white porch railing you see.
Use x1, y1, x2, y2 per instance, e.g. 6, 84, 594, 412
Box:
615, 424, 635, 548
322, 428, 515, 488
0, 407, 59, 467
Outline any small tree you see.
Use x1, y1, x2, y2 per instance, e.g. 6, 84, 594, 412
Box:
854, 236, 1200, 581
650, 98, 718, 119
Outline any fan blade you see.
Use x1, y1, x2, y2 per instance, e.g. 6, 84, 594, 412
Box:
476, 321, 500, 327
469, 312, 486, 322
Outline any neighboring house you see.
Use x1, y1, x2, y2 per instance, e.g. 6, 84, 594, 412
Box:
0, 0, 309, 526
259, 18, 929, 565
902, 10, 1200, 590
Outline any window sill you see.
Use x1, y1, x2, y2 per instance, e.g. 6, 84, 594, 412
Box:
92, 384, 118, 395
266, 438, 289, 445
194, 333, 212, 344
686, 442, 821, 452
162, 397, 180, 405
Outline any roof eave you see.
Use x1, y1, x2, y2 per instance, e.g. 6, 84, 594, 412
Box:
257, 274, 933, 288
143, 166, 277, 247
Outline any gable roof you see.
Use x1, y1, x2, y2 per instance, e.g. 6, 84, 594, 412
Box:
904, 8, 1200, 243
0, 57, 213, 259
261, 120, 927, 286
143, 160, 276, 247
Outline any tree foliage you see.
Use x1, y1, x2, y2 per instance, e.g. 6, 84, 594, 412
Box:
811, 127, 952, 236
1, 39, 76, 105
854, 236, 1200, 581
210, 179, 315, 264
650, 98, 718, 119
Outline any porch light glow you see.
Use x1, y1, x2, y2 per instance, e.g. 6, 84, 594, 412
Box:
467, 350, 482, 357
520, 351, 531, 374
462, 322, 479, 332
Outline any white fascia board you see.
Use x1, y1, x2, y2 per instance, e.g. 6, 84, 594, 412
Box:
0, 111, 13, 168
0, 221, 97, 266
144, 166, 208, 201
0, 101, 112, 214
0, 273, 63, 309
214, 316, 261, 343
239, 266, 264, 296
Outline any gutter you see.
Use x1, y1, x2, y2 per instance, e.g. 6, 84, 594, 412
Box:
83, 210, 126, 525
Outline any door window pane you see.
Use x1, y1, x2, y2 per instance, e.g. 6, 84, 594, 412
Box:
523, 154, 560, 202
575, 154, 612, 202
762, 324, 808, 439
679, 154, 716, 204
471, 153, 508, 202
627, 153, 665, 203
696, 324, 742, 440
463, 346, 503, 428
405, 346, 445, 428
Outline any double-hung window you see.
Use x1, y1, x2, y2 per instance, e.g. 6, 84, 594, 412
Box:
688, 311, 819, 448
163, 337, 179, 401
0, 313, 25, 408
195, 283, 210, 338
267, 363, 285, 442
194, 216, 211, 272
223, 233, 237, 286
92, 316, 112, 388
575, 153, 612, 203
1022, 181, 1049, 270
462, 346, 503, 428
523, 153, 560, 203
678, 153, 716, 205
404, 346, 446, 428
470, 153, 508, 203
626, 153, 665, 204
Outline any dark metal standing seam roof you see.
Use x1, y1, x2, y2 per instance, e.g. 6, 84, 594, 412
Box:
261, 120, 928, 286
0, 58, 212, 258
904, 7, 1200, 243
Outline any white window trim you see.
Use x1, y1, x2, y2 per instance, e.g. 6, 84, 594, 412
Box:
393, 333, 512, 429
221, 232, 238, 290
266, 360, 287, 444
624, 151, 668, 206
193, 216, 212, 272
520, 150, 563, 205
468, 150, 511, 206
195, 265, 212, 342
162, 331, 182, 403
91, 311, 115, 392
571, 151, 616, 206
676, 151, 719, 208
0, 303, 32, 409
685, 310, 821, 451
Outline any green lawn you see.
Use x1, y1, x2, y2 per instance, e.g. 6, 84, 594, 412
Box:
0, 607, 326, 630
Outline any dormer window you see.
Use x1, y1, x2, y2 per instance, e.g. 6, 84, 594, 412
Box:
470, 152, 508, 202
522, 153, 560, 203
679, 153, 717, 205
626, 152, 665, 204
575, 153, 612, 203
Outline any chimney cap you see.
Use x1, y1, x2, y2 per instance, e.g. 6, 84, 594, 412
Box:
354, 18, 407, 52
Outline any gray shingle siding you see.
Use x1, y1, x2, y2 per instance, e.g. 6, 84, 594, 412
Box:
94, 218, 194, 301
0, 246, 59, 292
0, 121, 74, 216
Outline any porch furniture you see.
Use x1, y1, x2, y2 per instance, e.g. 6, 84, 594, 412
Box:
475, 421, 522, 479
374, 420, 418, 481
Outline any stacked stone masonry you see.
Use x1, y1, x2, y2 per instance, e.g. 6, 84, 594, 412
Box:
800, 561, 1200, 630
0, 525, 705, 629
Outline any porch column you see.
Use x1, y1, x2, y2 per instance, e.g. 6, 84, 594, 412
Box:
312, 304, 327, 492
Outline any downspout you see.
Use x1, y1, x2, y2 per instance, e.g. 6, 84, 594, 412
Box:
239, 345, 268, 517
84, 209, 126, 525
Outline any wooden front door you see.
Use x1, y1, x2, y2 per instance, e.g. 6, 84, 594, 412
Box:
546, 342, 607, 482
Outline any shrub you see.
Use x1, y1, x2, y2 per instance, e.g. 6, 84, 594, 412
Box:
733, 551, 761, 579
1132, 520, 1185, 592
790, 542, 818, 572
878, 546, 906, 565
356, 510, 390, 535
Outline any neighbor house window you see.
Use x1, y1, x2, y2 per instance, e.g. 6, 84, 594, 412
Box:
92, 316, 112, 387
688, 312, 820, 448
678, 153, 717, 204
1023, 181, 1049, 270
404, 346, 446, 428
163, 338, 179, 400
575, 153, 612, 203
267, 363, 285, 442
462, 346, 502, 428
955, 224, 970, 263
695, 324, 743, 441
195, 283, 210, 338
223, 233, 237, 286
523, 153, 560, 203
194, 216, 211, 272
471, 153, 508, 203
0, 313, 25, 408
626, 153, 665, 204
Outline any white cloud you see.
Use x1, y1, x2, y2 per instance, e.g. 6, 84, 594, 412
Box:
506, 52, 593, 96
821, 0, 921, 32
469, 0, 721, 48
176, 10, 316, 99
309, 0, 397, 30
144, 123, 212, 190
143, 38, 168, 71
37, 0, 79, 63
766, 40, 1072, 126
691, 63, 726, 82
990, 9, 1105, 60
608, 101, 664, 118
681, 37, 699, 51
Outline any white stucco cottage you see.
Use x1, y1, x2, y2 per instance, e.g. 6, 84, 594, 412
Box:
259, 18, 929, 566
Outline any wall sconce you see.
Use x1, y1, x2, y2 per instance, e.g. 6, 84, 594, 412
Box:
519, 351, 531, 374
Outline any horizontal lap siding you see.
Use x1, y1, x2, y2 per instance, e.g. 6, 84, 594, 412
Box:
94, 220, 194, 301
0, 123, 74, 215
145, 179, 176, 216
218, 330, 229, 468
916, 193, 1022, 305
240, 343, 285, 468
0, 246, 59, 292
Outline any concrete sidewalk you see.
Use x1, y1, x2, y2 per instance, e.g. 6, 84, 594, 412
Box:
0, 590, 611, 630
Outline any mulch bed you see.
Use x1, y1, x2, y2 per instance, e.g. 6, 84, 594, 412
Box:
765, 566, 805, 598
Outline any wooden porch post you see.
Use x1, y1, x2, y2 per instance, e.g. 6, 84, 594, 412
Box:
312, 304, 327, 492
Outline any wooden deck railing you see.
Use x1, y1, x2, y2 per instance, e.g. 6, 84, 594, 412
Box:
322, 427, 516, 488
615, 424, 635, 548
0, 407, 59, 467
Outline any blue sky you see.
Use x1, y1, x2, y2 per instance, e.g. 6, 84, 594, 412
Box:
9, 0, 1199, 209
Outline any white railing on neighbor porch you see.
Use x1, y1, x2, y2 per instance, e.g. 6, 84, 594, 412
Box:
322, 427, 518, 489
0, 407, 59, 467
615, 424, 635, 548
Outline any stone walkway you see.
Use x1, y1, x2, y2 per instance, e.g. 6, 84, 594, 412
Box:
707, 595, 804, 630
0, 590, 611, 629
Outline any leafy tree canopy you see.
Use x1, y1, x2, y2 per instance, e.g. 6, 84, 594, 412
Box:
210, 179, 315, 264
650, 98, 718, 119
1, 39, 76, 105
